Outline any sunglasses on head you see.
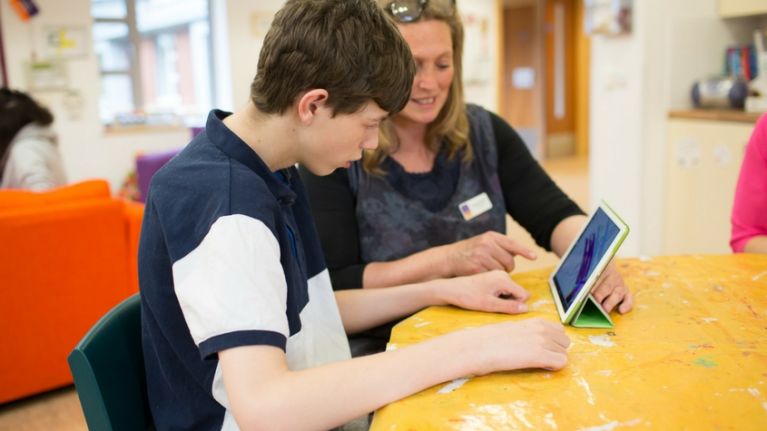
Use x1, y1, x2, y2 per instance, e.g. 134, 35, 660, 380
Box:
386, 0, 455, 24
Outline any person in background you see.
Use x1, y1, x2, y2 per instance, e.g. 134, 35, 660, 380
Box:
138, 1, 570, 429
0, 88, 67, 190
731, 113, 767, 254
300, 0, 632, 355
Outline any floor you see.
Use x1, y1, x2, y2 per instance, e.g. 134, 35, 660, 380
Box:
0, 387, 86, 431
0, 156, 589, 431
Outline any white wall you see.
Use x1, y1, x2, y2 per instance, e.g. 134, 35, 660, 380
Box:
221, 0, 501, 113
0, 0, 193, 191
589, 31, 644, 255
459, 0, 500, 112
220, 0, 284, 110
0, 0, 500, 191
589, 0, 762, 256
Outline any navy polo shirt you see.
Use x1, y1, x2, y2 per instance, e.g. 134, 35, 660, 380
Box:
138, 110, 351, 430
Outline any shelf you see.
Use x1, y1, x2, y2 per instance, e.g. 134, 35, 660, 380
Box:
719, 0, 767, 18
668, 109, 762, 124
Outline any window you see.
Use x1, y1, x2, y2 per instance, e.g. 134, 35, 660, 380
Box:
92, 0, 213, 126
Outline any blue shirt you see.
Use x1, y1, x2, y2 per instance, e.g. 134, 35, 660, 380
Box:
138, 110, 350, 430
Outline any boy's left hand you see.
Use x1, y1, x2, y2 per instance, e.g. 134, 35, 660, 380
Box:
438, 270, 531, 314
590, 263, 633, 314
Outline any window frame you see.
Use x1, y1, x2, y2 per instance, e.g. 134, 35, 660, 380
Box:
93, 0, 215, 126
94, 0, 144, 112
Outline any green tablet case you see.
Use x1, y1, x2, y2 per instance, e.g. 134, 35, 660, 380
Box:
570, 294, 614, 328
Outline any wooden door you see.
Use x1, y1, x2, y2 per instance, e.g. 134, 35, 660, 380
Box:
544, 0, 575, 158
500, 3, 542, 158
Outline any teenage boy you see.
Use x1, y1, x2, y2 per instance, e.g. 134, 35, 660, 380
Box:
138, 0, 570, 429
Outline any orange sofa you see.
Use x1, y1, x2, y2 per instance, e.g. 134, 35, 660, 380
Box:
0, 180, 144, 404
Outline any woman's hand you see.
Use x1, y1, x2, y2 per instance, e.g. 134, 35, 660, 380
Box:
590, 263, 633, 314
444, 231, 538, 277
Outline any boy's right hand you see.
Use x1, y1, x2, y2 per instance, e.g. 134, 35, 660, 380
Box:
464, 318, 570, 375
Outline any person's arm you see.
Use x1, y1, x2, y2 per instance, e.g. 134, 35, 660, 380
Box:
215, 233, 566, 430
301, 112, 583, 290
491, 113, 632, 314
549, 214, 588, 257
299, 165, 537, 290
221, 301, 569, 431
361, 232, 537, 288
362, 112, 591, 288
731, 114, 767, 254
491, 112, 584, 251
743, 236, 767, 253
339, 269, 530, 334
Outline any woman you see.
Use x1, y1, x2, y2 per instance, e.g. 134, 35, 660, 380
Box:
300, 0, 631, 352
0, 88, 67, 190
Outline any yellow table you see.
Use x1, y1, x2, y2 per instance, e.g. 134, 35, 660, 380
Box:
371, 255, 767, 430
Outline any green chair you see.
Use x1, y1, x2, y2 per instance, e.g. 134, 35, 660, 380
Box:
68, 293, 155, 431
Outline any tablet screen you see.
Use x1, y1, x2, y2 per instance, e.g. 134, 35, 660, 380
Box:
553, 207, 620, 310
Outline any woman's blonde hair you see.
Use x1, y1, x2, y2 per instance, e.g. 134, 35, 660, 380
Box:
365, 0, 472, 174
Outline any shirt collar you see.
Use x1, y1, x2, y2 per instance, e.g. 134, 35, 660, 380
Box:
204, 109, 297, 205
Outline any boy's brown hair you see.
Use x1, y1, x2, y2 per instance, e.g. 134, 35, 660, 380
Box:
251, 0, 415, 117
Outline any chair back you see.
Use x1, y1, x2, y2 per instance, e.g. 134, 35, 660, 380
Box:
68, 293, 154, 431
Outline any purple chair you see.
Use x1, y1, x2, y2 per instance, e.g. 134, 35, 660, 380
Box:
135, 148, 181, 202
191, 126, 204, 138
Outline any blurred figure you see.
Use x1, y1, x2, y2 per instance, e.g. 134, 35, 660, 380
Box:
731, 113, 767, 254
0, 88, 66, 190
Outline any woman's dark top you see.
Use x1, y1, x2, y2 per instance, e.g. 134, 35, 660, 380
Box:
299, 105, 584, 291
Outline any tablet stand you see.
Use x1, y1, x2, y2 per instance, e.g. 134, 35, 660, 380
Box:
571, 294, 614, 328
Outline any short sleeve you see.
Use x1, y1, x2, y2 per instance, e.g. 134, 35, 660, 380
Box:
172, 214, 290, 359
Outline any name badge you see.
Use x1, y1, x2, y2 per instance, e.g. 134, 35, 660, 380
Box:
458, 192, 493, 221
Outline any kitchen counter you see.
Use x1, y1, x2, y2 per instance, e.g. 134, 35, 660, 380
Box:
668, 109, 762, 123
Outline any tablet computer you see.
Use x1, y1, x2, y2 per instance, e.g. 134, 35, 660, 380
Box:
548, 201, 629, 328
